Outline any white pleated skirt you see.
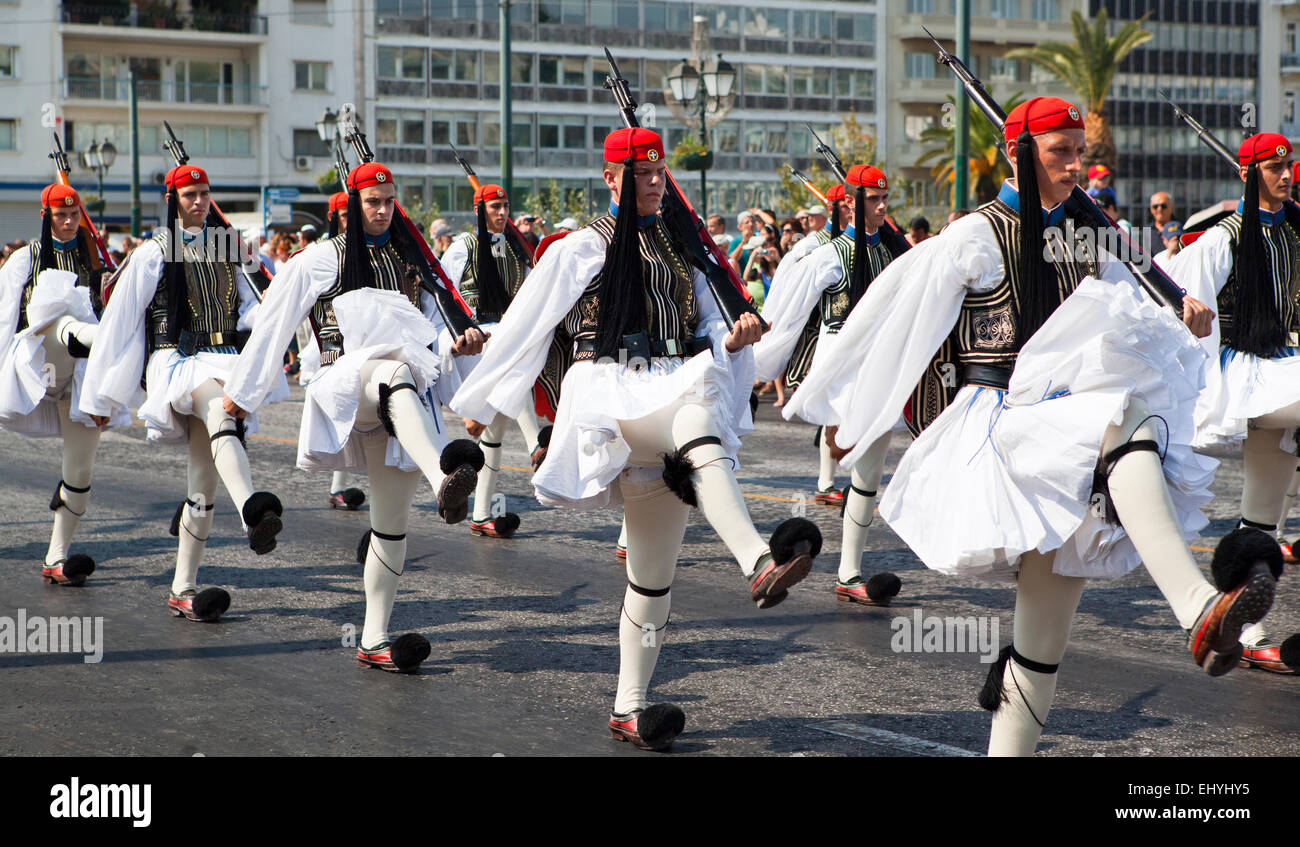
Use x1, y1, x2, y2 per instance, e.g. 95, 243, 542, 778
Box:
1194, 345, 1300, 450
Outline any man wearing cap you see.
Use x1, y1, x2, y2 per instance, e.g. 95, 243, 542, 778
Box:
222, 161, 487, 673
80, 165, 289, 622
0, 183, 117, 586
1087, 186, 1132, 234
452, 127, 822, 750
787, 96, 1275, 756
757, 165, 910, 607
1168, 131, 1300, 673
439, 181, 542, 539
1087, 163, 1113, 193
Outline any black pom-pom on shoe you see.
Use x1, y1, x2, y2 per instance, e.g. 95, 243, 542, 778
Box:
389, 633, 432, 672
660, 448, 698, 507
536, 425, 553, 450
439, 438, 485, 474
865, 572, 902, 605
1212, 527, 1285, 588
63, 554, 95, 581
242, 492, 284, 555
770, 517, 823, 560
1280, 634, 1300, 672
636, 703, 686, 750
192, 587, 231, 622
66, 335, 91, 358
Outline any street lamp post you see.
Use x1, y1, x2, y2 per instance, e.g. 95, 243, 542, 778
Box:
82, 140, 117, 231
664, 16, 735, 218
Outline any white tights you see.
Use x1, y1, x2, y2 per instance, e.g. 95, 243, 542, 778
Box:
838, 432, 890, 583
816, 426, 837, 492
470, 408, 541, 522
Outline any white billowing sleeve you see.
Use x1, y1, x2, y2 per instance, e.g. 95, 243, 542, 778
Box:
79, 241, 164, 420
451, 229, 606, 425
752, 241, 843, 381
0, 245, 33, 356
692, 263, 757, 435
440, 236, 471, 290
224, 242, 336, 412
783, 214, 1005, 462
1166, 226, 1233, 307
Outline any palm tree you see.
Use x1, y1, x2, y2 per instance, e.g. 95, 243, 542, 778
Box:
915, 92, 1026, 207
1006, 9, 1153, 172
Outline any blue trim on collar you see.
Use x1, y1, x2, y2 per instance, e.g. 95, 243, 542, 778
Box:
997, 181, 1065, 227
364, 230, 391, 247
180, 226, 205, 244
609, 201, 657, 230
864, 228, 880, 246
51, 236, 77, 252
841, 224, 855, 239
1236, 200, 1285, 227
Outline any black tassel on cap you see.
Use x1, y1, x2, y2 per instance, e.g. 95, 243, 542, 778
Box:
1230, 162, 1287, 357
473, 199, 509, 319
38, 209, 55, 271
1012, 131, 1062, 350
159, 188, 188, 344
328, 209, 340, 238
848, 183, 869, 309
592, 159, 648, 362
830, 198, 843, 239
341, 187, 373, 292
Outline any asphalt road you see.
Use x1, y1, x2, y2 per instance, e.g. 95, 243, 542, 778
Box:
1, 385, 1297, 757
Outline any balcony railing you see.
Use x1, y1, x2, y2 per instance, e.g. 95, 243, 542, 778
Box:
60, 3, 269, 36
63, 77, 269, 106
1283, 53, 1300, 72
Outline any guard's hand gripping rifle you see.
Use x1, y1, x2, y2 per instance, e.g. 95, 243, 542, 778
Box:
805, 125, 909, 247
162, 121, 271, 300
449, 141, 536, 266
602, 48, 762, 331
786, 164, 829, 207
338, 113, 478, 339
925, 28, 1187, 316
49, 132, 116, 273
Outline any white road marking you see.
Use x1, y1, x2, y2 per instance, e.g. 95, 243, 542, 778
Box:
811, 720, 981, 757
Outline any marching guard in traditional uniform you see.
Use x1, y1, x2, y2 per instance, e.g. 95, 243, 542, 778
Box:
440, 182, 545, 538
756, 165, 909, 607
223, 162, 487, 673
453, 128, 822, 750
0, 184, 119, 586
787, 98, 1279, 755
81, 165, 288, 622
1169, 132, 1300, 673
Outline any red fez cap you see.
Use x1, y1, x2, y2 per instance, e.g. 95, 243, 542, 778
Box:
1238, 133, 1292, 165
473, 183, 507, 205
1293, 162, 1300, 183
328, 192, 348, 212
1087, 164, 1111, 180
165, 165, 210, 190
825, 184, 846, 203
603, 127, 665, 164
847, 164, 888, 190
347, 162, 394, 191
41, 184, 80, 208
1003, 97, 1084, 142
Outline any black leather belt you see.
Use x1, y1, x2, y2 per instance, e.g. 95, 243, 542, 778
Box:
962, 363, 1012, 390
155, 329, 246, 355
574, 332, 709, 362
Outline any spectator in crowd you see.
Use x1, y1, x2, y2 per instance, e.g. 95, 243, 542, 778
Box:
906, 216, 932, 246
1088, 164, 1113, 192
1088, 186, 1132, 234
778, 217, 804, 254
706, 214, 726, 238
742, 223, 783, 305
555, 217, 581, 233
297, 224, 317, 248
803, 204, 828, 235
794, 208, 811, 233
730, 210, 758, 272
946, 208, 970, 226
514, 214, 542, 248
1146, 191, 1179, 256
1155, 220, 1184, 265
431, 222, 454, 258
270, 233, 294, 270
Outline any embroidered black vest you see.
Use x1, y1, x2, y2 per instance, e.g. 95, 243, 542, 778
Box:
821, 233, 892, 333
457, 231, 529, 323
16, 242, 95, 332
1213, 212, 1300, 350
146, 228, 243, 350
310, 234, 420, 364
563, 214, 698, 349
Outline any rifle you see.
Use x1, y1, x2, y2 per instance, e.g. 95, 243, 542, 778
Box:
162, 121, 271, 301
1158, 91, 1240, 172
602, 48, 762, 331
338, 111, 478, 339
805, 125, 908, 247
48, 132, 116, 274
449, 141, 536, 266
333, 142, 351, 194
925, 27, 1186, 316
786, 164, 829, 207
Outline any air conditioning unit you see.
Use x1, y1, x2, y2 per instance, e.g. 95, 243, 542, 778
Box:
294, 155, 312, 171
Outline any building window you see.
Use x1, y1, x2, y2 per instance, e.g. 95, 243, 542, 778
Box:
378, 0, 426, 15
643, 1, 690, 32
539, 54, 586, 87
377, 46, 426, 80
293, 128, 331, 158
484, 116, 534, 149
291, 0, 330, 25
988, 57, 1017, 81
792, 66, 832, 97
713, 124, 739, 153
539, 115, 586, 149
377, 108, 427, 146
538, 0, 585, 25
431, 112, 477, 147
836, 68, 875, 99
590, 0, 637, 29
743, 64, 788, 95
836, 13, 876, 45
704, 6, 740, 37
905, 53, 935, 79
293, 61, 331, 92
431, 49, 478, 82
179, 61, 221, 104
906, 0, 935, 13
791, 10, 832, 41
484, 52, 534, 84
0, 46, 15, 79
744, 8, 787, 39
0, 118, 16, 151
644, 59, 669, 94
904, 114, 936, 142
989, 0, 1018, 18
428, 0, 478, 19
1031, 0, 1059, 21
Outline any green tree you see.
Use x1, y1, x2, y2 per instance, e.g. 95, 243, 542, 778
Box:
1006, 9, 1153, 172
519, 179, 591, 226
915, 92, 1026, 207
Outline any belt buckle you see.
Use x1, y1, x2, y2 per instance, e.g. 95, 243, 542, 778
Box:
1289, 331, 1299, 348
664, 338, 680, 356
